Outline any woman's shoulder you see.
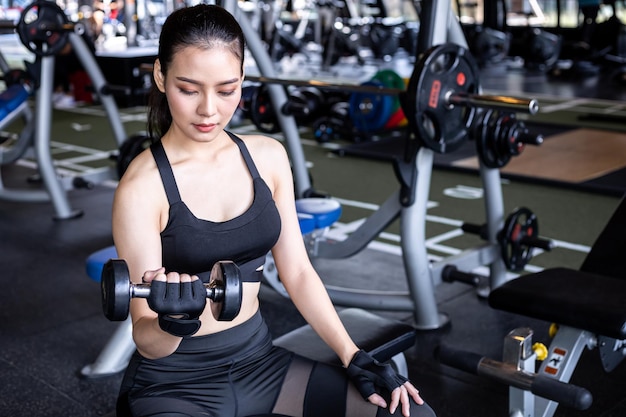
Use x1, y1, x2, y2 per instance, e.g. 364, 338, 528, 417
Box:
236, 133, 288, 160
235, 133, 291, 186
116, 147, 162, 197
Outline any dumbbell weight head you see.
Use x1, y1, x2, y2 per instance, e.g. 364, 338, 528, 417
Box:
101, 259, 242, 322
209, 261, 242, 321
101, 258, 133, 322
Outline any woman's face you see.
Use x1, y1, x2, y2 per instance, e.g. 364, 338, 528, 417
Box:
154, 45, 243, 143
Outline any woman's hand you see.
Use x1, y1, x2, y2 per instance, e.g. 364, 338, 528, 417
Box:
141, 267, 166, 284
367, 380, 424, 417
144, 268, 206, 337
347, 350, 424, 417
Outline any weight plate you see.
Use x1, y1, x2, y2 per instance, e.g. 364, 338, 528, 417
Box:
405, 43, 480, 154
475, 110, 511, 168
249, 85, 281, 133
498, 207, 538, 271
210, 261, 242, 321
17, 0, 70, 57
101, 259, 131, 321
373, 69, 407, 129
372, 69, 406, 111
348, 80, 395, 132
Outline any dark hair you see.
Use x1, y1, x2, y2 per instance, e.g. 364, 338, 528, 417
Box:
147, 4, 246, 139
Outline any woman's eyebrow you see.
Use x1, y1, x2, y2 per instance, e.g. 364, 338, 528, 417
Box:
175, 76, 240, 86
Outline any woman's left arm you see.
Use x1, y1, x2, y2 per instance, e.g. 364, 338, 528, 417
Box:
259, 137, 359, 365
254, 136, 425, 416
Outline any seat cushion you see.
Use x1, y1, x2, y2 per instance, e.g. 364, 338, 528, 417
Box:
489, 267, 626, 339
273, 308, 416, 365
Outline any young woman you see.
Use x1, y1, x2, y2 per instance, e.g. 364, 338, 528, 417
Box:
112, 4, 436, 417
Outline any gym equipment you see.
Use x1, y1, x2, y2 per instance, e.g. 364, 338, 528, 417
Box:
437, 327, 594, 416
348, 79, 395, 132
17, 0, 74, 57
459, 207, 554, 272
248, 0, 545, 331
347, 69, 407, 133
466, 26, 511, 67
248, 45, 538, 151
247, 83, 325, 134
438, 196, 626, 417
522, 28, 562, 73
312, 99, 352, 143
474, 110, 544, 168
0, 1, 152, 219
273, 307, 415, 378
264, 198, 343, 298
439, 265, 626, 417
249, 84, 281, 133
405, 43, 480, 154
101, 258, 242, 322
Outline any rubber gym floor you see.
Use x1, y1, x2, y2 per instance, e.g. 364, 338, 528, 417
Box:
1, 60, 626, 417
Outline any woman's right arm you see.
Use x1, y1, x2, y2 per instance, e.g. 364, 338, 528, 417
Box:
112, 157, 184, 359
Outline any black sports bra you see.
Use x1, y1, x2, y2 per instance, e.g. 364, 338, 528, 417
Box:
152, 132, 281, 283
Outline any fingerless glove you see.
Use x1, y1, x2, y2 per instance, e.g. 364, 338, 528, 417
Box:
147, 280, 206, 337
346, 350, 408, 400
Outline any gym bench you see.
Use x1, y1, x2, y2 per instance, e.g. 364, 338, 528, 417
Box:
438, 197, 626, 417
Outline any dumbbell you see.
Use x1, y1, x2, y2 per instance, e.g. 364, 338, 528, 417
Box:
101, 259, 242, 322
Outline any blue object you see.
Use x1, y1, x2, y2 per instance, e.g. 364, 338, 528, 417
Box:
298, 212, 316, 234
85, 245, 118, 282
348, 80, 394, 132
0, 84, 29, 121
295, 198, 342, 229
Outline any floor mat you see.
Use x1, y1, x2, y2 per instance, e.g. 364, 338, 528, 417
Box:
455, 128, 626, 182
335, 123, 626, 196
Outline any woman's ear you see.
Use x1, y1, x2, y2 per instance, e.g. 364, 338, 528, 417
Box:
153, 59, 166, 93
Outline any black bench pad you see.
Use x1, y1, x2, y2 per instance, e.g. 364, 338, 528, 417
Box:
273, 308, 416, 366
489, 267, 626, 340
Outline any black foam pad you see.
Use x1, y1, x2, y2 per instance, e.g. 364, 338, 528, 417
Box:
489, 267, 626, 339
273, 308, 416, 365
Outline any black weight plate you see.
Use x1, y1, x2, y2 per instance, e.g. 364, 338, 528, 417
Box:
210, 261, 242, 321
406, 43, 480, 154
475, 110, 511, 168
101, 259, 131, 321
499, 207, 538, 271
249, 85, 281, 133
17, 1, 70, 57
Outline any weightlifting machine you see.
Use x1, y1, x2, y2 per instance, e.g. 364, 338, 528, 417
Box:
0, 0, 144, 219
260, 0, 547, 331
437, 196, 626, 417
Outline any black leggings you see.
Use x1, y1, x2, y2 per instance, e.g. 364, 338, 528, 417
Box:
117, 311, 436, 417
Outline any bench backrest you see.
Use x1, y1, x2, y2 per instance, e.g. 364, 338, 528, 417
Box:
580, 196, 626, 279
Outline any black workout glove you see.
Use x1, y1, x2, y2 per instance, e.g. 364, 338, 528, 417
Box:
147, 279, 206, 337
346, 350, 408, 400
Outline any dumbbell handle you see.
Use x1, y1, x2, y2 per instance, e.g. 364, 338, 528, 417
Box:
129, 282, 224, 301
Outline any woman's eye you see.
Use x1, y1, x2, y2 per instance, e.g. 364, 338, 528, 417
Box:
179, 88, 196, 96
220, 90, 237, 97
